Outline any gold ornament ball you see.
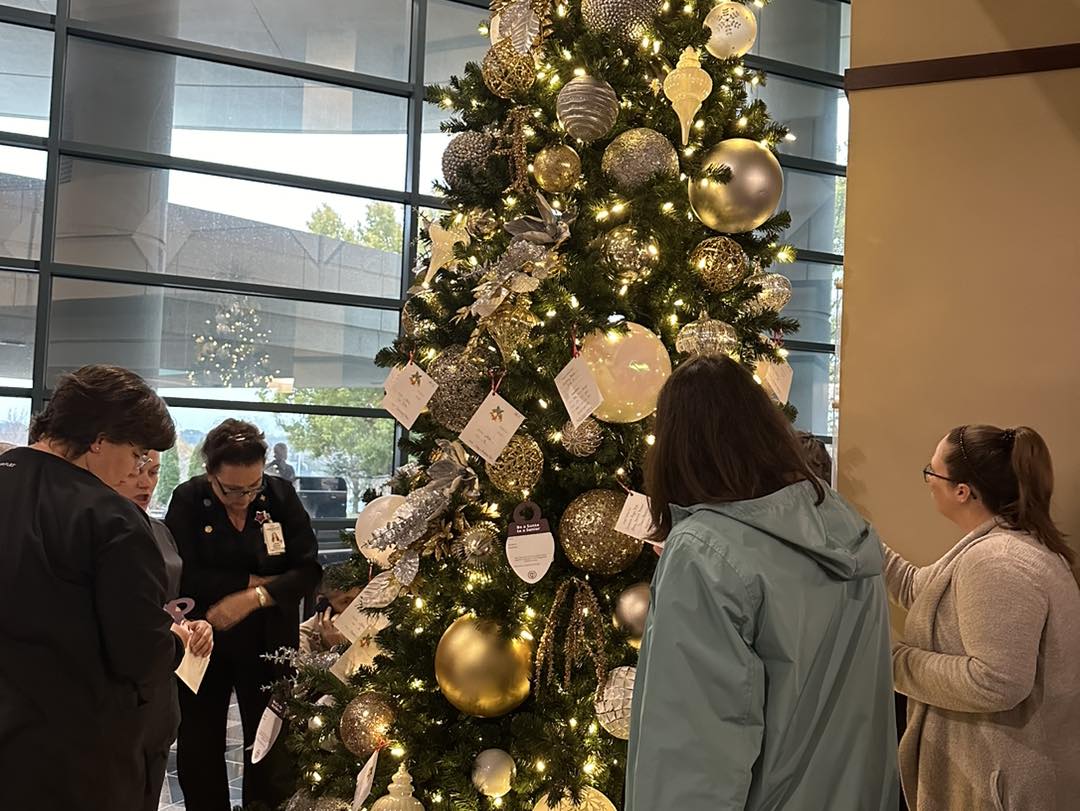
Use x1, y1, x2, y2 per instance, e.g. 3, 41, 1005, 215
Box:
689, 236, 749, 293
582, 0, 663, 42
613, 582, 652, 644
601, 128, 679, 193
482, 37, 536, 99
600, 225, 659, 282
427, 345, 489, 432
580, 322, 672, 424
434, 615, 534, 718
689, 138, 784, 233
560, 417, 603, 457
487, 296, 538, 360
559, 490, 643, 575
486, 434, 544, 493
533, 787, 617, 811
749, 272, 793, 313
401, 291, 445, 339
557, 77, 619, 142
338, 692, 394, 758
704, 1, 759, 60
533, 144, 581, 193
466, 208, 501, 240
676, 316, 739, 357
595, 665, 637, 739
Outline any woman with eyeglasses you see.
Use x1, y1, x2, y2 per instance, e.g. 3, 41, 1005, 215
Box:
0, 365, 186, 811
885, 425, 1080, 810
165, 419, 321, 811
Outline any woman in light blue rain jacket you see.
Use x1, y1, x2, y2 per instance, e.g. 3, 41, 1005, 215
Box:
626, 355, 899, 811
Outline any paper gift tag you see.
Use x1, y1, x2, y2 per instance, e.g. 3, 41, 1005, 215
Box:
755, 358, 794, 405
251, 697, 285, 764
352, 750, 380, 811
332, 593, 368, 643
615, 490, 659, 542
175, 649, 211, 694
555, 355, 604, 428
380, 361, 439, 430
459, 391, 525, 464
505, 502, 555, 584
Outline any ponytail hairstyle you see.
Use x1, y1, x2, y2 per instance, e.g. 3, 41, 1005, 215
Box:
944, 424, 1077, 585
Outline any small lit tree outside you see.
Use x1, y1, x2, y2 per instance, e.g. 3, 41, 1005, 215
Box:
188, 296, 276, 389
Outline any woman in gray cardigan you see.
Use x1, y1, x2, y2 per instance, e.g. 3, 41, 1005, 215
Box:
884, 424, 1080, 810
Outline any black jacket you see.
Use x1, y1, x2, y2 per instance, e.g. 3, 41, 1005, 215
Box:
165, 474, 321, 654
0, 448, 184, 811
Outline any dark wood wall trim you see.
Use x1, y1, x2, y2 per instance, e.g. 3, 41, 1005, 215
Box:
845, 42, 1080, 92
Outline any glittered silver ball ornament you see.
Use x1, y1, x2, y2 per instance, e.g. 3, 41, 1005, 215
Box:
689, 138, 784, 233
560, 417, 603, 457
472, 748, 517, 798
557, 77, 619, 142
442, 131, 494, 192
689, 236, 749, 293
601, 128, 679, 193
704, 1, 759, 59
613, 582, 652, 644
582, 0, 663, 42
559, 490, 643, 575
427, 345, 489, 432
675, 316, 739, 357
338, 692, 394, 758
594, 666, 636, 739
600, 224, 659, 282
748, 272, 793, 313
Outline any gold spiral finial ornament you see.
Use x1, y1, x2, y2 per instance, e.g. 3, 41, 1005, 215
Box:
663, 47, 713, 145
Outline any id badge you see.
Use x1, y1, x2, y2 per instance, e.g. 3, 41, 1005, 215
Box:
262, 521, 286, 556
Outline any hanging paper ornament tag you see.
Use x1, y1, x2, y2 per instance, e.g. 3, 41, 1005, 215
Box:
755, 358, 794, 404
459, 391, 525, 464
251, 696, 286, 764
555, 355, 604, 428
506, 501, 555, 583
615, 490, 660, 542
352, 749, 380, 811
382, 364, 403, 394
381, 361, 439, 430
332, 593, 370, 643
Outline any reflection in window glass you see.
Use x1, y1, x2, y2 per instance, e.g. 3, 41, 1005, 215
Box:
0, 394, 30, 447
63, 37, 409, 190
425, 0, 489, 87
788, 349, 837, 437
159, 406, 395, 519
779, 169, 845, 256
47, 277, 399, 404
0, 144, 45, 261
778, 261, 841, 346
0, 269, 36, 386
750, 0, 848, 75
0, 22, 52, 137
69, 0, 412, 81
0, 0, 54, 12
53, 157, 404, 298
754, 75, 847, 165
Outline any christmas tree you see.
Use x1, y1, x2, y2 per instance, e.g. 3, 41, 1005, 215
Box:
278, 1, 799, 808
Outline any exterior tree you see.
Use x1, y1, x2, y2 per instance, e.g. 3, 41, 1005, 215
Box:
307, 203, 358, 243
153, 446, 181, 512
187, 440, 205, 479
307, 201, 403, 254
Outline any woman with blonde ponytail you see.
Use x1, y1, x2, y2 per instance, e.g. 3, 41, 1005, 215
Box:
884, 424, 1080, 810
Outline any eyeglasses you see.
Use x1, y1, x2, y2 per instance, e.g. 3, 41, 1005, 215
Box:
212, 476, 264, 500
132, 448, 151, 471
922, 465, 958, 484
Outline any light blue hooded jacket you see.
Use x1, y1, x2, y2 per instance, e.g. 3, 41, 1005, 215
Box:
626, 481, 899, 810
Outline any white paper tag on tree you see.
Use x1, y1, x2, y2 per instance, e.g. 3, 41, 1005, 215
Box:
250, 697, 285, 764
382, 364, 403, 393
755, 358, 794, 405
380, 361, 439, 430
615, 491, 659, 541
175, 649, 211, 694
554, 355, 603, 427
352, 749, 380, 810
332, 594, 369, 643
506, 502, 555, 583
459, 391, 525, 464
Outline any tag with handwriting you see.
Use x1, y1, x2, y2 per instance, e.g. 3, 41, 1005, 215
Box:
332, 594, 368, 643
175, 649, 211, 694
352, 750, 380, 810
381, 361, 439, 430
615, 491, 659, 541
459, 391, 525, 464
506, 502, 555, 584
755, 358, 794, 405
555, 355, 603, 428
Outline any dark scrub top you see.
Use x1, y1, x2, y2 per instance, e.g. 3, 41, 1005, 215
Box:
0, 447, 184, 811
165, 474, 321, 654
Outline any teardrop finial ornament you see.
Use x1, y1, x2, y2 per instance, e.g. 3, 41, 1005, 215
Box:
663, 47, 713, 145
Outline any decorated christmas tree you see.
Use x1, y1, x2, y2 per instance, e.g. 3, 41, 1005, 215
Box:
277, 1, 799, 808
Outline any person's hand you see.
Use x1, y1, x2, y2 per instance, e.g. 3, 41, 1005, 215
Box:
315, 608, 349, 649
170, 622, 192, 648
187, 619, 214, 657
206, 590, 260, 631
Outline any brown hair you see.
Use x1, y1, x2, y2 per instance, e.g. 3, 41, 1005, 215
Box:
798, 432, 833, 483
201, 419, 268, 474
29, 364, 174, 456
944, 424, 1076, 583
645, 354, 825, 538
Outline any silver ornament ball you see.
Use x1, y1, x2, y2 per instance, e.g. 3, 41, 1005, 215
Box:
676, 316, 739, 357
600, 225, 659, 282
557, 77, 619, 142
704, 1, 759, 60
582, 0, 663, 42
594, 666, 637, 739
472, 748, 517, 798
560, 418, 603, 457
442, 131, 494, 192
601, 128, 679, 193
749, 272, 793, 314
689, 138, 784, 233
613, 582, 652, 643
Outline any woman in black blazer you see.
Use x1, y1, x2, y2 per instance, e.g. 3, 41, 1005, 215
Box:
166, 419, 321, 811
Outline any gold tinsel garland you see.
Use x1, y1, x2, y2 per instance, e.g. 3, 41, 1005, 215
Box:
534, 578, 609, 691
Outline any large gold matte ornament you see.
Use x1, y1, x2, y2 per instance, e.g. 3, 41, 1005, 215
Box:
482, 38, 536, 99
533, 144, 581, 192
663, 47, 713, 145
690, 138, 784, 233
442, 131, 494, 192
601, 128, 679, 193
486, 296, 539, 359
748, 272, 793, 313
613, 582, 652, 644
559, 489, 643, 575
338, 692, 394, 758
560, 417, 603, 457
675, 315, 739, 357
704, 1, 758, 59
580, 322, 671, 423
533, 787, 617, 811
434, 615, 534, 717
486, 434, 544, 493
556, 77, 619, 142
427, 345, 489, 432
595, 665, 636, 739
689, 235, 749, 292
582, 0, 662, 42
600, 225, 659, 282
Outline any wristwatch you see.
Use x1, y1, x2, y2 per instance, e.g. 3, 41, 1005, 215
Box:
254, 585, 269, 608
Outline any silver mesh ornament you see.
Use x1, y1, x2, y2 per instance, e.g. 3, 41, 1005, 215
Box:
594, 665, 636, 739
557, 77, 619, 142
600, 225, 659, 282
689, 236, 749, 293
675, 316, 739, 357
560, 418, 602, 457
747, 272, 793, 314
601, 128, 679, 193
582, 0, 663, 42
427, 345, 489, 431
442, 131, 493, 192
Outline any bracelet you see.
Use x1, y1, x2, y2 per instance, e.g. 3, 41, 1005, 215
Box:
254, 585, 269, 608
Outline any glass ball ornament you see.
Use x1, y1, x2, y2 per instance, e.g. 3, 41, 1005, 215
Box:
442, 131, 493, 193
338, 692, 394, 758
704, 1, 758, 59
675, 316, 739, 357
688, 236, 749, 293
595, 665, 637, 739
559, 490, 643, 575
485, 434, 544, 493
466, 208, 501, 240
434, 615, 533, 718
613, 582, 652, 646
482, 37, 536, 99
556, 77, 619, 142
748, 272, 793, 313
560, 417, 603, 457
601, 128, 679, 193
355, 494, 406, 569
582, 0, 663, 42
533, 144, 581, 193
579, 322, 672, 423
689, 138, 784, 233
472, 748, 517, 798
426, 345, 489, 432
600, 225, 659, 282
533, 787, 617, 811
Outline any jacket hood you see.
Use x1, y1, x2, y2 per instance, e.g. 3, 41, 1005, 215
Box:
671, 481, 880, 581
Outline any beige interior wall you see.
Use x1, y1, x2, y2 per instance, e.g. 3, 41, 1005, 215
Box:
838, 5, 1080, 606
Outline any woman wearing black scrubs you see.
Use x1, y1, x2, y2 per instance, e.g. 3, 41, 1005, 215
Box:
166, 419, 321, 811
